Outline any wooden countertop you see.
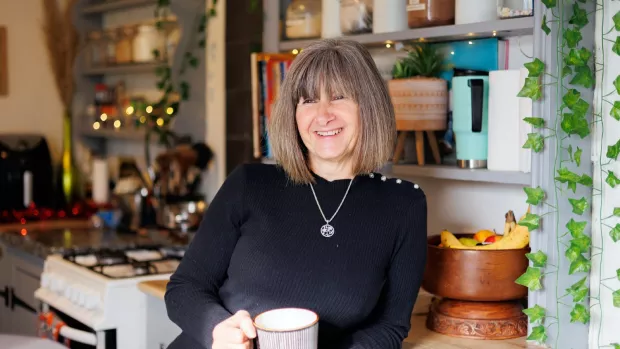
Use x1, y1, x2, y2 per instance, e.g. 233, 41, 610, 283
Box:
138, 281, 539, 348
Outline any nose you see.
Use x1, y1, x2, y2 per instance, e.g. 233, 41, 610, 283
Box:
315, 100, 334, 126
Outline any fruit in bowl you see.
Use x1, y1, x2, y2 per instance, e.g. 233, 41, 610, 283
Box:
437, 210, 529, 250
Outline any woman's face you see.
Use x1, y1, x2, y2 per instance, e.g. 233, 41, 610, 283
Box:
295, 87, 360, 168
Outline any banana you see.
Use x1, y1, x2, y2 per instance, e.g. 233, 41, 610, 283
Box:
503, 210, 516, 236
440, 226, 529, 250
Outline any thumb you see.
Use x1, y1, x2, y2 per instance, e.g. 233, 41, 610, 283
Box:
235, 310, 257, 339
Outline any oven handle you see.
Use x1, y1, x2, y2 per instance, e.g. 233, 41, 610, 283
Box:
58, 326, 98, 346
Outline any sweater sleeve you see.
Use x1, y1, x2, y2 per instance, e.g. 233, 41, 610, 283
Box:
164, 165, 247, 348
338, 192, 428, 349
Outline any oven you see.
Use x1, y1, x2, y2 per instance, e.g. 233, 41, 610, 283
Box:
37, 304, 116, 349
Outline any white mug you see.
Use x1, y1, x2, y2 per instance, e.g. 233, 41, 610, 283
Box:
253, 308, 319, 349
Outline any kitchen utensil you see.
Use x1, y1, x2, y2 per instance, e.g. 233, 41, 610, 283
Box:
422, 234, 529, 339
158, 198, 207, 234
451, 69, 490, 169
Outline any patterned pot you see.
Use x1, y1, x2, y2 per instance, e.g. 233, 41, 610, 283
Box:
387, 77, 449, 131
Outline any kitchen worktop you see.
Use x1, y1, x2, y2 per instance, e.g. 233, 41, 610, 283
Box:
138, 280, 540, 349
0, 220, 189, 259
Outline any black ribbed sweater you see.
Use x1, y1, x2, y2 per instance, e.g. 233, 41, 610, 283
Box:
164, 163, 428, 349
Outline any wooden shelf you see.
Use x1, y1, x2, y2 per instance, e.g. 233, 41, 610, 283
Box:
388, 164, 531, 186
82, 0, 156, 14
80, 127, 146, 141
83, 62, 163, 76
279, 17, 534, 51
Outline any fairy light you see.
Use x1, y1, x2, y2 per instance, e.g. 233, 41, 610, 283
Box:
126, 106, 134, 115
156, 118, 164, 126
166, 107, 174, 115
139, 116, 147, 123
292, 49, 299, 54
146, 106, 153, 113
93, 121, 101, 130
492, 31, 497, 36
100, 113, 108, 121
114, 120, 121, 128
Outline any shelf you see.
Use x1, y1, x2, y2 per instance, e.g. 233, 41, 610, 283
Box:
83, 62, 163, 76
80, 127, 146, 141
388, 164, 531, 186
279, 17, 534, 51
82, 0, 157, 14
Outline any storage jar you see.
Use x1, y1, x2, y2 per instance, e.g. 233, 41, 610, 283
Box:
498, 0, 533, 19
285, 0, 322, 39
340, 0, 373, 35
133, 24, 164, 62
455, 0, 496, 25
407, 0, 455, 29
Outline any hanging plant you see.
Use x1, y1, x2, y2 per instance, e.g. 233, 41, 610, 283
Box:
514, 1, 620, 347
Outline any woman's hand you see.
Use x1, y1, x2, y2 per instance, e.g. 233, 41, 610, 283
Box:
212, 310, 257, 349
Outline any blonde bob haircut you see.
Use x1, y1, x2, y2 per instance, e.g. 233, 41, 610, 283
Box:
268, 39, 396, 184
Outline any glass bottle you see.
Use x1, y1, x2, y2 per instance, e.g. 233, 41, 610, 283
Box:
86, 31, 104, 67
285, 0, 322, 39
407, 0, 455, 29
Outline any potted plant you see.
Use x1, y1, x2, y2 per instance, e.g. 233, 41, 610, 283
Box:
388, 43, 448, 165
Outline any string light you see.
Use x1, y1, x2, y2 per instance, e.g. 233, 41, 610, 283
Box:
93, 121, 101, 130
146, 106, 153, 113
166, 107, 174, 115
114, 120, 121, 128
125, 106, 134, 115
156, 118, 164, 126
292, 49, 299, 54
100, 113, 108, 121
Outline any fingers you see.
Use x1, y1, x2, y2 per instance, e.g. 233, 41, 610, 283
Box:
212, 310, 257, 349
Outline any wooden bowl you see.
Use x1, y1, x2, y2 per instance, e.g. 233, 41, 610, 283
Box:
422, 234, 529, 302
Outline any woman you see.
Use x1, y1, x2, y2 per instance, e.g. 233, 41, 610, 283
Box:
164, 38, 428, 349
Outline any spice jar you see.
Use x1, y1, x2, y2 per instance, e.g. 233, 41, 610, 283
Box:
86, 31, 105, 67
105, 29, 117, 65
340, 0, 373, 35
498, 0, 533, 19
285, 0, 322, 39
407, 0, 455, 29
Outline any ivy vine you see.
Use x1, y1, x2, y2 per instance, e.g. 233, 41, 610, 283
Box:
514, 1, 620, 348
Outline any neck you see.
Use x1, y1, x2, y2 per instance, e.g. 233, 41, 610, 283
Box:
309, 157, 354, 182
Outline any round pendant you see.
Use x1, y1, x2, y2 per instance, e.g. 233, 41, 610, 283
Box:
320, 224, 335, 238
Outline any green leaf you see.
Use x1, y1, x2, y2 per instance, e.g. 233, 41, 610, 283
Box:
611, 101, 620, 121
564, 27, 583, 48
569, 254, 592, 275
606, 171, 620, 188
567, 49, 587, 66
569, 197, 589, 215
516, 267, 543, 291
607, 139, 620, 160
614, 11, 620, 31
561, 112, 590, 138
524, 186, 545, 205
541, 0, 556, 9
523, 117, 545, 128
565, 245, 582, 262
518, 77, 542, 100
570, 303, 590, 324
556, 167, 580, 192
566, 277, 589, 303
523, 133, 544, 152
526, 250, 548, 268
522, 305, 546, 324
567, 218, 587, 237
563, 89, 581, 107
612, 343, 620, 349
542, 14, 551, 35
610, 223, 620, 243
615, 76, 620, 94
527, 325, 548, 344
570, 65, 594, 89
524, 58, 545, 77
519, 213, 541, 231
617, 268, 620, 280
571, 99, 590, 118
567, 144, 574, 162
614, 207, 620, 217
614, 37, 620, 57
569, 3, 589, 29
575, 147, 583, 166
570, 234, 592, 253
578, 174, 593, 187
563, 65, 572, 78
613, 289, 620, 308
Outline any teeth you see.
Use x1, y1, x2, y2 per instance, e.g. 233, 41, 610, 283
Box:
316, 128, 342, 136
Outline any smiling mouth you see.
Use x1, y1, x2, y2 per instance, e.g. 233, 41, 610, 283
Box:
315, 128, 343, 137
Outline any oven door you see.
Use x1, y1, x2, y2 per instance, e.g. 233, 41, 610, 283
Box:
38, 305, 116, 349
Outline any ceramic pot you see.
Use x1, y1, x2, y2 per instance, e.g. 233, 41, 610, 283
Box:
388, 77, 448, 131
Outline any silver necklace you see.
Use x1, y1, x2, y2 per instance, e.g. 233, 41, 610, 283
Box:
309, 178, 354, 238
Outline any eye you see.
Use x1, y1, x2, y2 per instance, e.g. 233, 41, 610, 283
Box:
301, 98, 316, 104
332, 95, 345, 101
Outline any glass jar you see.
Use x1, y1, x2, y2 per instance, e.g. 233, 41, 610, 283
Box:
340, 0, 373, 35
133, 24, 164, 62
407, 0, 455, 29
285, 0, 322, 39
498, 0, 533, 19
115, 26, 136, 64
104, 29, 117, 65
86, 31, 105, 67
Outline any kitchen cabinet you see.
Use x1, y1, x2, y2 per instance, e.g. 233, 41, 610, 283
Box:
0, 243, 43, 337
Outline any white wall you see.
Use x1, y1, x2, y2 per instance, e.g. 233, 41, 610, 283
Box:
590, 1, 620, 347
0, 1, 65, 161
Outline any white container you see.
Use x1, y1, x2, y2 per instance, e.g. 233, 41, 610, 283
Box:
321, 0, 341, 38
92, 158, 109, 204
455, 0, 497, 24
373, 0, 407, 33
133, 25, 164, 62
